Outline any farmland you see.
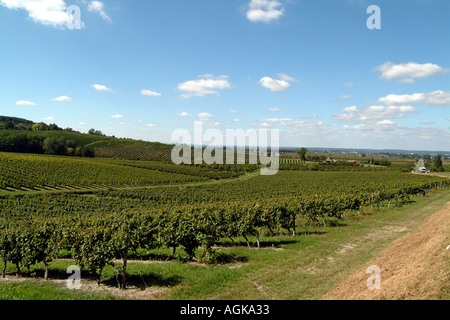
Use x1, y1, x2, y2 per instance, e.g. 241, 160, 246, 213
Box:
0, 152, 260, 192
0, 149, 449, 299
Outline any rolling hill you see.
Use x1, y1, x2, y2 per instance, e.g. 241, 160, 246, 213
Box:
0, 115, 174, 160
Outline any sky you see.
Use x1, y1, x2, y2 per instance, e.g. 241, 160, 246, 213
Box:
0, 0, 449, 151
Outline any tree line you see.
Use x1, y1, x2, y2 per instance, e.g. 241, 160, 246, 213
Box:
0, 133, 95, 157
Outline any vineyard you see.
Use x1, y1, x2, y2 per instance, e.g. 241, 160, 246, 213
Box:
0, 157, 448, 290
85, 139, 174, 161
0, 152, 260, 192
0, 152, 210, 190
97, 158, 258, 180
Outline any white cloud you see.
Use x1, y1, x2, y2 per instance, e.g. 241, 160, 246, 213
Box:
177, 75, 231, 98
16, 100, 37, 106
175, 112, 192, 117
198, 112, 214, 120
87, 1, 111, 23
374, 62, 449, 83
376, 120, 395, 126
91, 84, 112, 92
336, 125, 450, 150
342, 120, 401, 134
340, 95, 352, 100
258, 118, 328, 129
203, 121, 221, 128
333, 105, 420, 123
342, 106, 359, 113
233, 119, 240, 122
230, 110, 240, 114
343, 81, 354, 87
246, 0, 284, 23
404, 127, 450, 145
147, 123, 157, 127
51, 95, 71, 102
259, 76, 292, 92
141, 89, 162, 97
262, 117, 292, 122
41, 116, 54, 121
267, 107, 282, 112
377, 90, 450, 106
0, 0, 75, 28
252, 122, 273, 128
110, 114, 123, 119
277, 73, 296, 82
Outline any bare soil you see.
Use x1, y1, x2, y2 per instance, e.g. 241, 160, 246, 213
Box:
321, 202, 450, 300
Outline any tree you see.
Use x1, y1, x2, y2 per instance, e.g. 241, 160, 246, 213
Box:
47, 123, 61, 131
42, 137, 67, 155
69, 225, 115, 286
77, 146, 95, 157
434, 155, 443, 171
32, 123, 48, 131
4, 122, 15, 130
14, 123, 29, 130
297, 147, 308, 164
88, 128, 103, 136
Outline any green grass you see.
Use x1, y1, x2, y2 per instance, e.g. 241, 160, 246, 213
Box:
204, 188, 450, 300
1, 187, 448, 300
0, 278, 119, 300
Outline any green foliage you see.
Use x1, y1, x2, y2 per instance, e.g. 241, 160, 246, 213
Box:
85, 138, 174, 161
297, 147, 308, 163
0, 116, 33, 129
361, 158, 392, 166
0, 169, 448, 288
42, 137, 68, 155
0, 130, 109, 155
88, 128, 104, 136
434, 155, 443, 171
0, 152, 208, 190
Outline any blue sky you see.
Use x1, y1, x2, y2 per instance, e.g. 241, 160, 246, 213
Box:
0, 0, 449, 151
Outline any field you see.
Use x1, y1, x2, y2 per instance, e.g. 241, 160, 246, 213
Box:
0, 151, 449, 300
0, 152, 258, 193
84, 138, 173, 161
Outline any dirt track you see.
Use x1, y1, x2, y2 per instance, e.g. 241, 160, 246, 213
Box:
321, 201, 450, 300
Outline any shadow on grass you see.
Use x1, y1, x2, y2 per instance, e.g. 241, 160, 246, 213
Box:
217, 231, 332, 248
102, 273, 182, 291
217, 239, 299, 248
128, 251, 173, 261
214, 252, 248, 265
29, 265, 182, 290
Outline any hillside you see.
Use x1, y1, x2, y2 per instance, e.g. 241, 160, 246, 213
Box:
0, 115, 174, 160
0, 116, 33, 127
85, 138, 173, 161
